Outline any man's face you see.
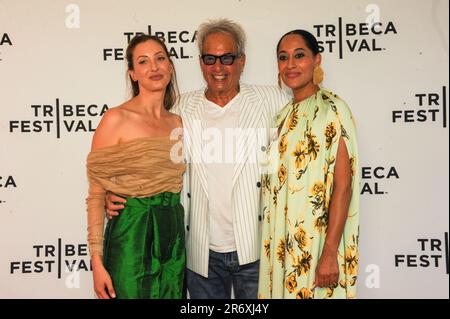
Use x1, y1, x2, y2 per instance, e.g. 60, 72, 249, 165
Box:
200, 32, 245, 97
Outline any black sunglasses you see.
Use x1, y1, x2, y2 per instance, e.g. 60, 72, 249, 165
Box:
201, 53, 240, 65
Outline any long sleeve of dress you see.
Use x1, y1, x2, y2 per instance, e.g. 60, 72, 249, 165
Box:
86, 179, 106, 257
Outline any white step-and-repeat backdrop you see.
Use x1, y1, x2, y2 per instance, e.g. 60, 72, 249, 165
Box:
0, 0, 448, 298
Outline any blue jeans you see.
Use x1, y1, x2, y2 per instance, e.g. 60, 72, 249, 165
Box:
186, 250, 259, 299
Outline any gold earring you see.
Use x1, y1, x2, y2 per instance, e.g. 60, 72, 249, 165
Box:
313, 65, 324, 85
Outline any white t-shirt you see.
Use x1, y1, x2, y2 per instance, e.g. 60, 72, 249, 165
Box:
203, 93, 241, 253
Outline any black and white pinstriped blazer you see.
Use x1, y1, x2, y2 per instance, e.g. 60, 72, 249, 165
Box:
172, 84, 289, 277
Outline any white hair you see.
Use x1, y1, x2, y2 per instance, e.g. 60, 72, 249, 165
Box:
196, 18, 247, 55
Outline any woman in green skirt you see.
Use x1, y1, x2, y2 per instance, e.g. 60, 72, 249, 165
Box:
86, 34, 185, 299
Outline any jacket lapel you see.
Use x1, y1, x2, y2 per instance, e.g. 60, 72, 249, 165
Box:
182, 91, 209, 198
232, 84, 263, 186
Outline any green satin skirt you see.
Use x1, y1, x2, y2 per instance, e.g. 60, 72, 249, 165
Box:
103, 192, 185, 299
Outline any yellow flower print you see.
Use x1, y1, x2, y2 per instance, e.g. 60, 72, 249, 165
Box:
345, 245, 359, 276
278, 164, 287, 185
325, 122, 337, 150
264, 240, 270, 260
292, 140, 308, 170
314, 211, 329, 234
285, 235, 295, 257
278, 134, 288, 159
273, 186, 278, 206
310, 182, 326, 223
287, 105, 299, 131
264, 209, 271, 224
291, 251, 312, 276
276, 238, 286, 268
296, 287, 313, 299
311, 181, 325, 197
294, 222, 309, 251
286, 273, 298, 294
306, 128, 320, 160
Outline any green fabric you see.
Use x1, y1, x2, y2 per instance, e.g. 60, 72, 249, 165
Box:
258, 89, 360, 299
103, 192, 185, 299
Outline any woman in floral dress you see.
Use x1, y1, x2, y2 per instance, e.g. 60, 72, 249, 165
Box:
258, 29, 360, 299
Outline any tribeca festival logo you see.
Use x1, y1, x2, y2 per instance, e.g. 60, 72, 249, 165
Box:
0, 32, 13, 62
392, 86, 448, 128
395, 232, 449, 275
10, 238, 92, 286
103, 25, 197, 61
8, 99, 109, 139
360, 165, 399, 195
0, 174, 17, 204
312, 4, 397, 59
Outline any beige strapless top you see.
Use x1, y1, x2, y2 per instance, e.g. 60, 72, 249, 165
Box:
85, 136, 185, 256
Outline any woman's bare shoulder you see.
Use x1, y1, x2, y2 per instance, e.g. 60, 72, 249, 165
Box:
91, 105, 128, 150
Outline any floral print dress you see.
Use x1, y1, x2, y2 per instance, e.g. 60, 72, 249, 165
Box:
258, 88, 360, 299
